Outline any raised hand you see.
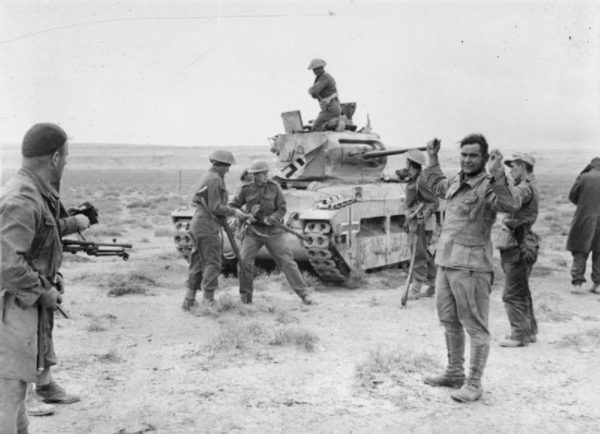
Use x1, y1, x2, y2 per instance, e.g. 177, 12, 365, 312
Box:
488, 149, 505, 179
426, 138, 441, 157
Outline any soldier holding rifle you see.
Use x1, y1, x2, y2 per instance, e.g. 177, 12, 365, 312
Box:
230, 160, 315, 305
183, 150, 250, 310
422, 134, 521, 403
0, 123, 91, 432
396, 150, 439, 301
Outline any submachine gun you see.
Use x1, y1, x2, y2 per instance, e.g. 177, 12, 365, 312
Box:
62, 201, 132, 260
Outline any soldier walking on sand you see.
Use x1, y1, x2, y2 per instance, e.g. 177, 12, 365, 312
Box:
183, 150, 250, 310
567, 157, 600, 295
496, 154, 540, 347
1, 123, 91, 432
396, 150, 439, 300
230, 160, 314, 305
307, 58, 342, 131
421, 134, 520, 403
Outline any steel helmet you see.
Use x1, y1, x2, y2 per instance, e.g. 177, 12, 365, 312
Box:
209, 149, 236, 165
405, 149, 427, 167
247, 160, 270, 174
308, 58, 326, 70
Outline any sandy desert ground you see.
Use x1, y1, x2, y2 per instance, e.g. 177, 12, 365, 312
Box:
2, 141, 600, 434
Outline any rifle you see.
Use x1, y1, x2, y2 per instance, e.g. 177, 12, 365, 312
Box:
216, 216, 253, 280
193, 186, 253, 280
401, 203, 425, 308
248, 204, 308, 241
62, 239, 132, 261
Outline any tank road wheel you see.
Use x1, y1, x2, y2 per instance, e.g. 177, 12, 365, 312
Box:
302, 220, 352, 284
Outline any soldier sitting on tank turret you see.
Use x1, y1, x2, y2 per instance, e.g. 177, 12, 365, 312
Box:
307, 58, 344, 132
397, 150, 439, 300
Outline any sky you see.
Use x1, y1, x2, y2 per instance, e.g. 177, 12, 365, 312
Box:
1, 0, 599, 151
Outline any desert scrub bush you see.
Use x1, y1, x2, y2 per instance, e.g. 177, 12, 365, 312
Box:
95, 350, 123, 363
269, 326, 318, 351
62, 253, 92, 263
204, 322, 267, 358
537, 302, 576, 322
86, 225, 124, 238
554, 328, 600, 349
85, 313, 117, 332
154, 227, 173, 237
275, 311, 299, 325
106, 273, 157, 297
355, 347, 441, 390
86, 321, 107, 332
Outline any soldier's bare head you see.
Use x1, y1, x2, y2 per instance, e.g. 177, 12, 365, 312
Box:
459, 133, 488, 176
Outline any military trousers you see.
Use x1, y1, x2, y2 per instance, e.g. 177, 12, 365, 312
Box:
187, 220, 222, 299
409, 228, 437, 286
313, 99, 342, 131
570, 251, 600, 286
436, 267, 492, 346
238, 233, 308, 301
0, 378, 28, 434
500, 246, 538, 342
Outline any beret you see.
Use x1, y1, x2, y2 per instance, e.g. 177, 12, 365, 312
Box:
22, 123, 67, 157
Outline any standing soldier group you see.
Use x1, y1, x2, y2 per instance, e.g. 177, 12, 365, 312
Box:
184, 155, 314, 310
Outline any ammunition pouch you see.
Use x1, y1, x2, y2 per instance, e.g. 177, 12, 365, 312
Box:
495, 226, 519, 251
520, 231, 540, 265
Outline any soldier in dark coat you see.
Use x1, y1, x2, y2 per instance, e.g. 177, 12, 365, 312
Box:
567, 157, 600, 295
1, 123, 91, 432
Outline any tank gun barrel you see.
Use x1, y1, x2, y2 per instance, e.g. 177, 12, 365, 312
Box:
362, 146, 427, 160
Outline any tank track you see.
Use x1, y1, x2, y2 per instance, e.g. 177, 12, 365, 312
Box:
302, 220, 350, 283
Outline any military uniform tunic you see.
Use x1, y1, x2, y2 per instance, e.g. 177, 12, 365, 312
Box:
499, 173, 540, 342
425, 164, 520, 344
230, 180, 309, 302
308, 71, 342, 131
0, 168, 79, 382
405, 172, 439, 287
187, 168, 236, 298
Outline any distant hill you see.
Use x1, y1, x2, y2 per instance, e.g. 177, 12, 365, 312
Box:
1, 143, 275, 174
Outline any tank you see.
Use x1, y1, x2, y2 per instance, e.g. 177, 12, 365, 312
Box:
171, 105, 428, 284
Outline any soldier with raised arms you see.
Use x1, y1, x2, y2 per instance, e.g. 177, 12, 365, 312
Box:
421, 134, 521, 403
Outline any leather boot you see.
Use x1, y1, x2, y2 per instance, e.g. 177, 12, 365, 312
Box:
451, 343, 490, 403
423, 331, 465, 388
182, 298, 198, 311
202, 291, 215, 303
407, 282, 423, 301
300, 293, 315, 305
36, 382, 80, 404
